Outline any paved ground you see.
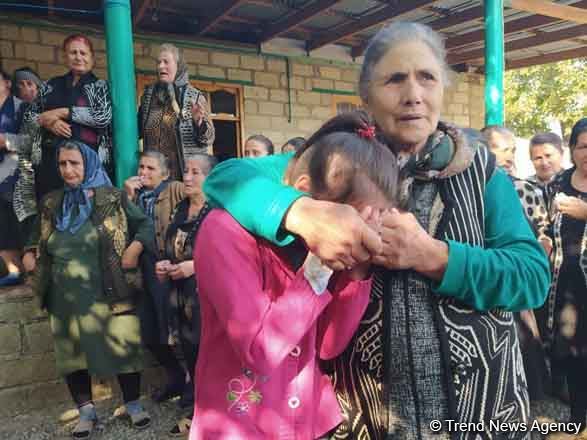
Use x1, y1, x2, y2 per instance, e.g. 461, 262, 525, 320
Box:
0, 394, 583, 439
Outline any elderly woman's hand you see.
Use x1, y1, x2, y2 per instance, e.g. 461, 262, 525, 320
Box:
191, 102, 206, 127
284, 197, 382, 272
557, 196, 587, 220
39, 108, 69, 129
48, 120, 72, 138
168, 261, 194, 280
121, 241, 144, 269
22, 251, 37, 273
373, 209, 449, 281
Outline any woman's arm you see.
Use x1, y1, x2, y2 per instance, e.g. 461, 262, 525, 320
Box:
122, 192, 155, 255
317, 274, 372, 360
434, 169, 551, 311
191, 93, 215, 150
70, 79, 112, 129
195, 209, 333, 375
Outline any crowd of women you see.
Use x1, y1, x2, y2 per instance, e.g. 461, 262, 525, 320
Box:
0, 19, 585, 440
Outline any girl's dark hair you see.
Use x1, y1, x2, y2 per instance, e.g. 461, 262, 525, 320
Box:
282, 137, 306, 152
246, 134, 274, 155
295, 110, 398, 204
569, 118, 587, 149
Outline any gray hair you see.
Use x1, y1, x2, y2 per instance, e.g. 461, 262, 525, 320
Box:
359, 21, 452, 102
158, 43, 181, 64
184, 153, 218, 176
141, 150, 170, 177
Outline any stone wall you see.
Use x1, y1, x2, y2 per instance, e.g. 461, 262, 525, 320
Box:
0, 285, 163, 417
0, 20, 485, 150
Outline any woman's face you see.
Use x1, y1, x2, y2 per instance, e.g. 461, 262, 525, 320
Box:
530, 143, 562, 182
138, 156, 167, 190
65, 39, 94, 77
364, 40, 444, 152
572, 132, 587, 176
183, 159, 206, 196
16, 79, 38, 103
157, 51, 178, 83
244, 139, 270, 158
59, 148, 84, 187
0, 74, 10, 97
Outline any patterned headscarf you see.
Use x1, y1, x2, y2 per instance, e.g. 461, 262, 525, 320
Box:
55, 141, 112, 234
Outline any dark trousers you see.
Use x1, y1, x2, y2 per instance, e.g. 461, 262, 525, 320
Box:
565, 356, 587, 429
65, 369, 141, 406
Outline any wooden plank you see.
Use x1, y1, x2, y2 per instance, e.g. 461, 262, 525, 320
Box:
506, 45, 587, 68
197, 0, 244, 36
507, 0, 587, 25
351, 5, 485, 58
259, 0, 342, 43
446, 0, 587, 51
306, 0, 439, 52
447, 23, 587, 64
134, 0, 152, 27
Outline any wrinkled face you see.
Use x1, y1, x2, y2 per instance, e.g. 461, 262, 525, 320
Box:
65, 39, 94, 76
487, 132, 516, 176
59, 148, 84, 187
16, 79, 38, 102
364, 40, 444, 152
0, 74, 10, 97
138, 156, 167, 190
572, 133, 587, 176
244, 139, 270, 158
183, 159, 206, 196
157, 51, 178, 83
530, 143, 562, 182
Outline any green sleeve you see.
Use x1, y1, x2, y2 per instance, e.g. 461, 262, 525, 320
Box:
123, 193, 156, 254
203, 153, 307, 246
433, 168, 551, 312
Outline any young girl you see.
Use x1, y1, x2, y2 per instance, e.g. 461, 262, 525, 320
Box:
191, 111, 399, 439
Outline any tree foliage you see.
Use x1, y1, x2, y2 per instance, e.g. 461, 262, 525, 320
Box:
504, 58, 587, 139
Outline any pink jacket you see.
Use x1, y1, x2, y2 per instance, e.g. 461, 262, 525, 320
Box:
190, 210, 372, 440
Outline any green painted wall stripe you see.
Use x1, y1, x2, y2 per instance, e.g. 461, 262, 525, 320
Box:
312, 87, 357, 96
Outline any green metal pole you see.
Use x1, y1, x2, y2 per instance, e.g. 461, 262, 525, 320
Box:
484, 0, 505, 126
104, 0, 138, 186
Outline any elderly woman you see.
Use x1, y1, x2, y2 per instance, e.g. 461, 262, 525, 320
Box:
24, 140, 153, 438
12, 67, 42, 104
202, 22, 551, 439
139, 44, 214, 179
155, 153, 217, 436
15, 34, 112, 229
540, 118, 587, 433
124, 150, 187, 405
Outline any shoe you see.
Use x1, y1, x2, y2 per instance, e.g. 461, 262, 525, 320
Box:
72, 403, 97, 439
178, 382, 194, 409
169, 417, 191, 437
126, 400, 151, 430
0, 272, 22, 286
152, 382, 184, 403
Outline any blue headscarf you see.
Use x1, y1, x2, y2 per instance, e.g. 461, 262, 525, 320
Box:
55, 141, 112, 234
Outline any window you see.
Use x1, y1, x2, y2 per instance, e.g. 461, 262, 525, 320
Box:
136, 75, 245, 161
332, 95, 363, 116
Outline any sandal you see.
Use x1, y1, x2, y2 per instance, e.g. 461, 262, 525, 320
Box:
72, 418, 95, 439
126, 406, 151, 429
169, 417, 192, 437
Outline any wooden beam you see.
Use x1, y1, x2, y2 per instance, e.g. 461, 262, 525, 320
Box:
448, 24, 587, 64
196, 0, 244, 35
134, 0, 152, 27
306, 0, 438, 52
258, 0, 341, 43
507, 0, 587, 25
351, 5, 484, 58
506, 45, 587, 69
446, 0, 587, 51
